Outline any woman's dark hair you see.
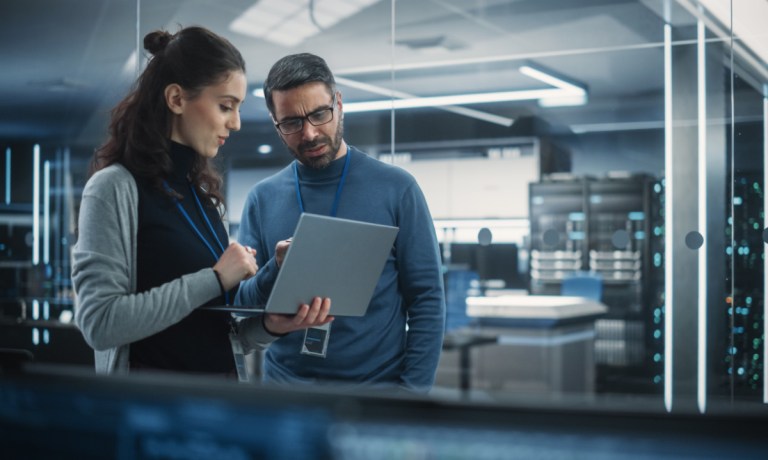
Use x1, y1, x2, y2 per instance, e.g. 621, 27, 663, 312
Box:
89, 26, 245, 211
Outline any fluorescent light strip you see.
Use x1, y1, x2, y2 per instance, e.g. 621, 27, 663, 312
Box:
519, 65, 586, 94
254, 79, 513, 126
571, 120, 665, 133
343, 65, 585, 113
697, 18, 708, 415
344, 88, 568, 112
32, 144, 40, 266
43, 160, 50, 266
257, 66, 583, 116
335, 76, 514, 126
4, 147, 9, 204
434, 218, 529, 229
664, 23, 674, 414
433, 219, 529, 244
763, 87, 767, 404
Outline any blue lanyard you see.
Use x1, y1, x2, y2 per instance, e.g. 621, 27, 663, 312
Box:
293, 149, 351, 217
164, 181, 229, 304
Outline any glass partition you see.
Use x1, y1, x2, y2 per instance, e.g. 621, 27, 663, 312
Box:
1, 0, 767, 417
728, 0, 768, 406
388, 0, 675, 404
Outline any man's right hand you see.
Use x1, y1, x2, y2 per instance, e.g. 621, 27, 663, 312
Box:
275, 238, 292, 267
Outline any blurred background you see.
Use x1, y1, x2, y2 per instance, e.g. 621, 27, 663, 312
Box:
1, 0, 768, 457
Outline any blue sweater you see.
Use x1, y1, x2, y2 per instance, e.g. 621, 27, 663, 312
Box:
235, 146, 445, 392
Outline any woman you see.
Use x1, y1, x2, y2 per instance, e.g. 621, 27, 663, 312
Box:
72, 26, 332, 378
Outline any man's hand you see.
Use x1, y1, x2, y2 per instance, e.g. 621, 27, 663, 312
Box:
264, 296, 333, 335
275, 238, 292, 268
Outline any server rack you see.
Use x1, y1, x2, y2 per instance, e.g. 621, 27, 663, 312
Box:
725, 173, 764, 399
529, 174, 664, 394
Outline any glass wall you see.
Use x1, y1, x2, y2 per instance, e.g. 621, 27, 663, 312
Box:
1, 0, 767, 415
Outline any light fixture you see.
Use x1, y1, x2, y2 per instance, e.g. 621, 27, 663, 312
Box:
252, 65, 586, 116
335, 77, 514, 126
252, 80, 514, 126
32, 144, 40, 266
341, 65, 587, 113
230, 0, 382, 47
5, 147, 10, 204
343, 88, 563, 112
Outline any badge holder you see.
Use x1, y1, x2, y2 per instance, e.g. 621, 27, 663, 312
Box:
229, 321, 249, 382
301, 322, 331, 358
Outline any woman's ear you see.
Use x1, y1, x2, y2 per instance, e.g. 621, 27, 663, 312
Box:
164, 83, 184, 115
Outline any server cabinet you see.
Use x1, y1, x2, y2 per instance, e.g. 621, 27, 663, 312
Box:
529, 174, 664, 393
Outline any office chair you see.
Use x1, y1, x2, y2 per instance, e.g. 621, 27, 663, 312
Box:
561, 271, 603, 301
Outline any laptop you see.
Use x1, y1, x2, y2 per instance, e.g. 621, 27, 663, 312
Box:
203, 213, 398, 317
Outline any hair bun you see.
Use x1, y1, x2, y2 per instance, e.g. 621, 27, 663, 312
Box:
144, 30, 173, 56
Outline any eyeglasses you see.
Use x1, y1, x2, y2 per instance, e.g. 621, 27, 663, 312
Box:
274, 95, 336, 135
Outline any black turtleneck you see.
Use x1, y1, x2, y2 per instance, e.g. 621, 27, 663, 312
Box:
130, 141, 235, 376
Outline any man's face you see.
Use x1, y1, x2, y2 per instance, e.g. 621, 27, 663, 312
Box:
271, 81, 344, 169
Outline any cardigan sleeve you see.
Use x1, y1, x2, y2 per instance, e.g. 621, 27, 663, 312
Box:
72, 166, 222, 351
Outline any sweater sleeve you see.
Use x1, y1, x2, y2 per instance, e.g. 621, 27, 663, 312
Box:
233, 187, 280, 307
72, 168, 222, 351
397, 181, 447, 392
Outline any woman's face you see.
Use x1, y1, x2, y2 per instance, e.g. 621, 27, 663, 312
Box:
170, 70, 247, 158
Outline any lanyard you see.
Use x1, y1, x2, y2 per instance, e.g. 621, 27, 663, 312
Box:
164, 181, 229, 304
293, 149, 350, 217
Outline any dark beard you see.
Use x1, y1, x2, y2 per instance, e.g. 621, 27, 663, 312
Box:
290, 114, 345, 170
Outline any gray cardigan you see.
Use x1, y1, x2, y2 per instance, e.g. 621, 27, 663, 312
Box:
72, 163, 275, 374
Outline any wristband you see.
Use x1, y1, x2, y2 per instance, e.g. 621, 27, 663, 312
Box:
212, 269, 226, 295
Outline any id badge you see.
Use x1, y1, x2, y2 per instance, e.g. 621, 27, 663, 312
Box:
301, 322, 331, 358
229, 329, 249, 383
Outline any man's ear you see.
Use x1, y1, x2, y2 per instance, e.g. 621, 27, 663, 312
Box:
164, 83, 185, 115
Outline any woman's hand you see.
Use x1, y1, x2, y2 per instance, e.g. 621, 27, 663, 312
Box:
213, 243, 258, 291
264, 296, 333, 335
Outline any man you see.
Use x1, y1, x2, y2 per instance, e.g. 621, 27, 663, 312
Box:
235, 53, 445, 393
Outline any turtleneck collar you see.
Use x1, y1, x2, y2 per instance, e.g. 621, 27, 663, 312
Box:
168, 140, 197, 183
294, 146, 350, 182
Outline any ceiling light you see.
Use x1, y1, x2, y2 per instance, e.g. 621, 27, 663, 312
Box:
538, 94, 588, 108
252, 79, 513, 126
343, 65, 587, 113
230, 0, 382, 47
343, 88, 565, 112
252, 65, 586, 115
